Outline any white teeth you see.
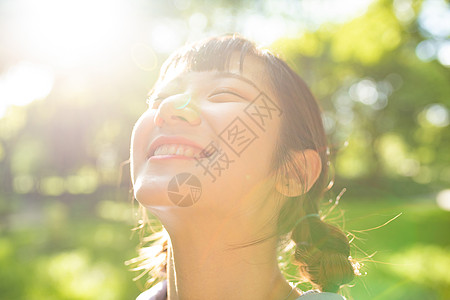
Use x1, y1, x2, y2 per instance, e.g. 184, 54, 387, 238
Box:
162, 145, 169, 153
184, 148, 194, 157
168, 145, 176, 155
153, 144, 201, 157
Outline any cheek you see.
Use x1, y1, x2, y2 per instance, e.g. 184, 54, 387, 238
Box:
205, 109, 279, 185
201, 102, 245, 126
204, 101, 281, 170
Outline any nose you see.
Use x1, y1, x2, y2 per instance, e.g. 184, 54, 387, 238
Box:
154, 93, 201, 127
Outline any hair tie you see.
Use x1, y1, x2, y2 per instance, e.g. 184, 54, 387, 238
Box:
292, 213, 320, 229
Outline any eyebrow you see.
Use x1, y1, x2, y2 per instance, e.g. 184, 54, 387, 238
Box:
212, 72, 261, 92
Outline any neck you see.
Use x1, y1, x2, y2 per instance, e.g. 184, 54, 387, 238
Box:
149, 180, 301, 300
161, 212, 299, 300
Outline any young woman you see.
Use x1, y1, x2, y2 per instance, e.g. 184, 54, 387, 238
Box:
130, 34, 356, 300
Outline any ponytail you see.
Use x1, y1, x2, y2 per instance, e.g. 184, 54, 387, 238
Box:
290, 210, 355, 292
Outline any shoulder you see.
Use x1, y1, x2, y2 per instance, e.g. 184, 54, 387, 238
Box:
296, 291, 346, 300
136, 280, 167, 300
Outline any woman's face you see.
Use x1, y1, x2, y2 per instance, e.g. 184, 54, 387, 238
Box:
130, 54, 283, 219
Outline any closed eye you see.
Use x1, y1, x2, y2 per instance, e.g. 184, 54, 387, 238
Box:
208, 90, 247, 102
146, 96, 163, 109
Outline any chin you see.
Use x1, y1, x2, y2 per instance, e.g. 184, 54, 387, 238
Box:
133, 175, 173, 208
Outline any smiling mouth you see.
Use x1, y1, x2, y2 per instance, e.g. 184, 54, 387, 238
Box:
149, 143, 217, 159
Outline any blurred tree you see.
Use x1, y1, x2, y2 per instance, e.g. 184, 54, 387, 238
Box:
272, 0, 449, 192
0, 0, 449, 299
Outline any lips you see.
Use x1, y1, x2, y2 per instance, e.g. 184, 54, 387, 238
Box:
147, 136, 216, 159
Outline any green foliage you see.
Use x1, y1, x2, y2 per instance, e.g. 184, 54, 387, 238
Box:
274, 0, 449, 186
337, 198, 450, 299
0, 196, 141, 300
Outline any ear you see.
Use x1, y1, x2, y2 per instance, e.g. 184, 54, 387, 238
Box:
275, 149, 322, 197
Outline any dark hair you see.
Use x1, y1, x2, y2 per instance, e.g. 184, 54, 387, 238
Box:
129, 34, 356, 292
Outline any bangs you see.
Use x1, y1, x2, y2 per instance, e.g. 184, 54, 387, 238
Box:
159, 35, 260, 79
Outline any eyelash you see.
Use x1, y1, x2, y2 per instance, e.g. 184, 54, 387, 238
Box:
208, 90, 246, 102
146, 96, 163, 108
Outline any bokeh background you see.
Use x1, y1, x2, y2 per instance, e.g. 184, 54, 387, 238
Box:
0, 0, 449, 299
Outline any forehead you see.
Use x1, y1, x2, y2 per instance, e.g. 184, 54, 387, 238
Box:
158, 53, 272, 94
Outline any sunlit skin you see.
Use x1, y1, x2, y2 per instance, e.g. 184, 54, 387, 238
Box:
131, 54, 321, 300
